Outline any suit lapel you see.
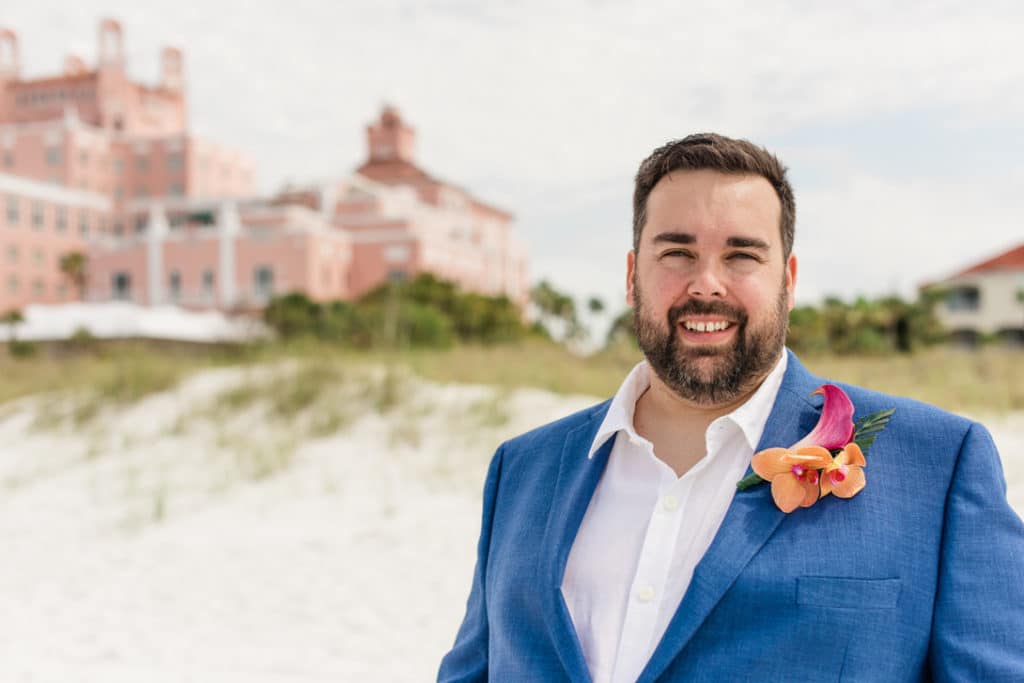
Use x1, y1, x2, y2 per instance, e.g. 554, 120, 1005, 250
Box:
638, 350, 823, 682
538, 404, 614, 682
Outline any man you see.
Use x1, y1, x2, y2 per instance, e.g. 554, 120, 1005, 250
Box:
438, 134, 1024, 681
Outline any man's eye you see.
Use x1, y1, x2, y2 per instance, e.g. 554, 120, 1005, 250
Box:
729, 252, 759, 261
662, 250, 693, 258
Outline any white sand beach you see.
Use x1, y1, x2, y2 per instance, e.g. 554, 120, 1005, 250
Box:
0, 366, 1020, 682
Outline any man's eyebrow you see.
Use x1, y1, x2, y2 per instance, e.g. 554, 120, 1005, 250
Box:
652, 233, 771, 250
726, 236, 770, 250
652, 232, 695, 244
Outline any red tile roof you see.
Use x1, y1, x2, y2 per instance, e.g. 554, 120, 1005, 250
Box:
950, 242, 1024, 278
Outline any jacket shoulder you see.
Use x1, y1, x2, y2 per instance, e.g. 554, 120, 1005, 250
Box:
825, 381, 978, 463
500, 398, 611, 458
833, 382, 972, 431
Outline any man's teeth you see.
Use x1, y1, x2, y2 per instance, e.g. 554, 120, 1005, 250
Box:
683, 321, 731, 332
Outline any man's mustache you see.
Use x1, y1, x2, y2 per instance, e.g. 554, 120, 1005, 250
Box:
666, 300, 748, 328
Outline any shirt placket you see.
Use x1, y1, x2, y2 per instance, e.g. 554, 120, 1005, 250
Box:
610, 465, 692, 683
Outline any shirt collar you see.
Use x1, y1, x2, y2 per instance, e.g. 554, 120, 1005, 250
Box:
587, 351, 788, 459
587, 360, 650, 459
726, 351, 788, 451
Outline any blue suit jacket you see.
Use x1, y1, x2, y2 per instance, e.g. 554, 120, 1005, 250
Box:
438, 350, 1024, 682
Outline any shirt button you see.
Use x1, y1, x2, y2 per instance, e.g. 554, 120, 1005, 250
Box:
661, 495, 679, 512
637, 585, 656, 603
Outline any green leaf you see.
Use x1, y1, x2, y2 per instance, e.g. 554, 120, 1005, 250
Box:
736, 472, 766, 491
852, 408, 895, 455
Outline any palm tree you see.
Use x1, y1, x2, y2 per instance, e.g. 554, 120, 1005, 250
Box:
530, 280, 583, 341
59, 251, 88, 301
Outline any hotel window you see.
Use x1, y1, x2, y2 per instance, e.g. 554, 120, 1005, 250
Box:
115, 186, 124, 202
33, 280, 44, 296
2, 150, 12, 168
79, 212, 90, 236
6, 195, 18, 225
7, 275, 17, 293
253, 266, 274, 299
32, 202, 44, 230
46, 147, 62, 165
6, 245, 17, 263
168, 271, 181, 302
946, 286, 980, 312
114, 158, 124, 174
135, 215, 148, 233
79, 150, 89, 166
56, 207, 67, 232
112, 272, 131, 301
135, 157, 149, 173
33, 248, 44, 266
135, 186, 149, 198
202, 269, 215, 298
167, 153, 183, 171
169, 184, 184, 197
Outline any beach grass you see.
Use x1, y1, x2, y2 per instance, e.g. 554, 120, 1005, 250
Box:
2, 339, 1021, 415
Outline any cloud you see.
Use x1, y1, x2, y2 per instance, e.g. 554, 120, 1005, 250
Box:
5, 1, 1023, 308
797, 171, 1024, 300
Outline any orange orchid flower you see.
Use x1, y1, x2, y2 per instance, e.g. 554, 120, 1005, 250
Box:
820, 442, 867, 499
751, 446, 833, 513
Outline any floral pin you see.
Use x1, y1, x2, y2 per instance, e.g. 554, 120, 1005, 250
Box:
736, 384, 894, 513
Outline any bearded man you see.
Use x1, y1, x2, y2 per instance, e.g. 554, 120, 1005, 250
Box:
438, 134, 1024, 682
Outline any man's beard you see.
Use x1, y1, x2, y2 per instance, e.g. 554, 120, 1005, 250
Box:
632, 277, 788, 406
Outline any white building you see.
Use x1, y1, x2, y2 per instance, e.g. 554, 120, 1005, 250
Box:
930, 242, 1024, 346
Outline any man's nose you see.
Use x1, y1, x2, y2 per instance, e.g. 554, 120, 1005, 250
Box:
687, 262, 727, 299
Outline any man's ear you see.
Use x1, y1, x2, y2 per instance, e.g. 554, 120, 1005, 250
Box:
626, 250, 636, 306
785, 254, 798, 311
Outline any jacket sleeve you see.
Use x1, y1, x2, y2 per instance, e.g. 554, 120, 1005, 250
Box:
437, 444, 505, 682
929, 422, 1024, 681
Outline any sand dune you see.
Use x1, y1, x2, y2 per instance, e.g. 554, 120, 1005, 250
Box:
0, 367, 1019, 681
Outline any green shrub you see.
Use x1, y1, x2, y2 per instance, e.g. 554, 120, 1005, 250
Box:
8, 340, 37, 358
263, 292, 322, 339
262, 274, 526, 348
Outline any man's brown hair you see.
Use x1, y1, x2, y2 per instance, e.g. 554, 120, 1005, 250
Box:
632, 133, 795, 259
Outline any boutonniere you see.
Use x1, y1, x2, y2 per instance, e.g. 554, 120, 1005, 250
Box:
736, 384, 895, 513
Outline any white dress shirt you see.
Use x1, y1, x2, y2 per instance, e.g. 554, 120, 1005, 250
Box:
560, 353, 787, 683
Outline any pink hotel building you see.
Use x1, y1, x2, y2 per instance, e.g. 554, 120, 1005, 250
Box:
0, 20, 528, 316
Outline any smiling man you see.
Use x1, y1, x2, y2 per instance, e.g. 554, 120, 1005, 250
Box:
439, 134, 1024, 682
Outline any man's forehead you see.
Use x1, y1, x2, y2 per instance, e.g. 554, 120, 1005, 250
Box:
642, 172, 782, 243
648, 169, 779, 205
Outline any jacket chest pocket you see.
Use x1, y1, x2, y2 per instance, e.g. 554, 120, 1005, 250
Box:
796, 576, 902, 609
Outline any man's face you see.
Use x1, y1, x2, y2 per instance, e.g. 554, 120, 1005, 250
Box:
626, 169, 797, 406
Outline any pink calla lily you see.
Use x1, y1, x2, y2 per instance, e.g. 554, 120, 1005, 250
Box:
791, 384, 854, 451
742, 383, 886, 513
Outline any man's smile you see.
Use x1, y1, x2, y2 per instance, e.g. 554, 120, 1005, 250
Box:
680, 318, 733, 333
676, 317, 738, 345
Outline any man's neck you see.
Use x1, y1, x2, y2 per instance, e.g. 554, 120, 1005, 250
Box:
632, 363, 773, 478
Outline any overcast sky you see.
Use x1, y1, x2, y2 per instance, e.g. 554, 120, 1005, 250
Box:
6, 1, 1024, 319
